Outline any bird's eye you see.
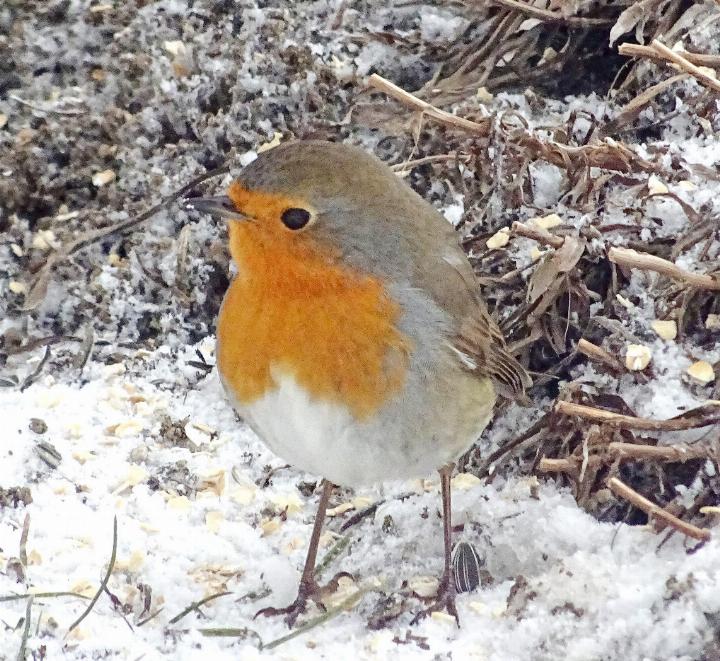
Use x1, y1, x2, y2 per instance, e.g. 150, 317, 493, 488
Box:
281, 207, 312, 230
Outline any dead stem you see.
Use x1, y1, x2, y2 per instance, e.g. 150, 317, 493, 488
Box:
0, 592, 89, 603
511, 221, 565, 249
608, 246, 720, 290
314, 535, 351, 579
604, 74, 688, 133
607, 441, 712, 462
619, 41, 720, 95
554, 400, 720, 431
19, 514, 30, 567
67, 516, 118, 634
368, 73, 491, 135
488, 0, 613, 26
369, 74, 660, 174
22, 165, 231, 311
607, 477, 711, 541
538, 441, 711, 473
168, 591, 233, 625
576, 338, 626, 372
391, 153, 470, 172
476, 412, 552, 478
262, 583, 377, 651
17, 595, 33, 661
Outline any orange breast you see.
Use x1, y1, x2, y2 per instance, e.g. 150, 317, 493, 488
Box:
217, 221, 411, 420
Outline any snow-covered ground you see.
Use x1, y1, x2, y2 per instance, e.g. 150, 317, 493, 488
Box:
2, 1, 720, 659
1, 346, 718, 659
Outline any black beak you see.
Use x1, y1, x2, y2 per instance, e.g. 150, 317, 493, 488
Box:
184, 195, 247, 221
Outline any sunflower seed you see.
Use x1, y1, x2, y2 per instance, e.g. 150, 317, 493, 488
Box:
453, 541, 483, 593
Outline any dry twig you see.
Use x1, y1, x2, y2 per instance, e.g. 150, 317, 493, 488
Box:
619, 44, 720, 69
607, 441, 712, 462
619, 41, 720, 95
576, 339, 625, 372
511, 221, 564, 249
608, 246, 720, 290
538, 441, 711, 474
0, 591, 89, 603
368, 74, 491, 135
607, 477, 711, 541
17, 596, 33, 661
555, 401, 720, 431
369, 74, 661, 174
67, 516, 118, 634
168, 591, 232, 625
22, 165, 230, 311
262, 583, 378, 650
488, 0, 613, 26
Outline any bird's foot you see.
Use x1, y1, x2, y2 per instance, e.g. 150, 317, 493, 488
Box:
410, 574, 459, 626
254, 571, 354, 627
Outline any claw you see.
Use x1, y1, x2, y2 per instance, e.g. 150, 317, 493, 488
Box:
410, 573, 460, 626
254, 571, 356, 627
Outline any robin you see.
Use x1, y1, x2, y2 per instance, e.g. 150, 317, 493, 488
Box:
187, 140, 530, 626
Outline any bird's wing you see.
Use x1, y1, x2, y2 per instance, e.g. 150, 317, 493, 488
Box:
452, 307, 532, 399
414, 237, 531, 400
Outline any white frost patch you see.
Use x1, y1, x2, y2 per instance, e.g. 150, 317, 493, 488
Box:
529, 161, 566, 207
420, 9, 469, 43
442, 193, 465, 226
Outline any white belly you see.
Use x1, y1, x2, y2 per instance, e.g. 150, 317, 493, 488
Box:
223, 366, 495, 488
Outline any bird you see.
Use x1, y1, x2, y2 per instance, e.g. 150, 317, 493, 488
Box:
186, 140, 530, 626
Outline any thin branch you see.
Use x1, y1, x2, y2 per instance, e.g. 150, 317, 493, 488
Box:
262, 583, 377, 650
369, 74, 660, 174
19, 514, 30, 567
607, 441, 712, 462
488, 0, 613, 26
0, 592, 89, 603
608, 247, 720, 290
607, 477, 711, 541
475, 412, 552, 478
604, 73, 688, 133
67, 516, 118, 633
17, 596, 33, 661
576, 338, 625, 372
618, 43, 720, 69
391, 153, 470, 172
650, 39, 720, 94
619, 41, 720, 95
368, 74, 491, 136
537, 441, 711, 473
511, 221, 564, 249
538, 457, 585, 474
22, 165, 230, 311
554, 400, 720, 431
168, 591, 232, 625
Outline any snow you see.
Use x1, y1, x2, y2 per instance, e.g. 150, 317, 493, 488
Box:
2, 0, 720, 658
1, 344, 718, 658
5, 311, 718, 648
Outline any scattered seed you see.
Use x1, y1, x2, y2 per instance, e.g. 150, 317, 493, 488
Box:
686, 360, 715, 385
625, 344, 651, 371
453, 541, 483, 593
486, 227, 510, 249
92, 169, 116, 187
651, 320, 677, 341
